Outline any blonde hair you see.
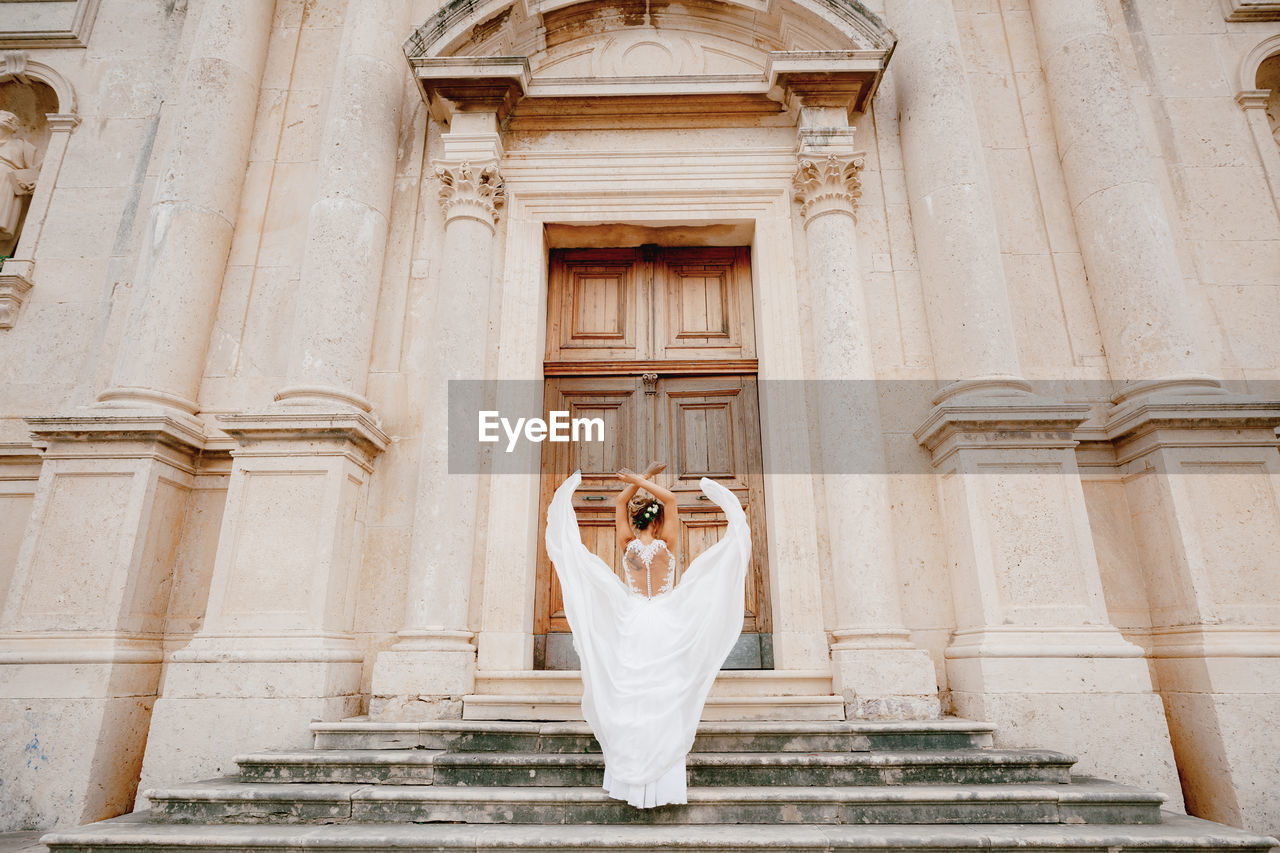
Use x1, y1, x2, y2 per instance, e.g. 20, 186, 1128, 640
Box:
627, 493, 663, 531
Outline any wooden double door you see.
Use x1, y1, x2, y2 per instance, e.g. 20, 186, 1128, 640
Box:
535, 246, 772, 669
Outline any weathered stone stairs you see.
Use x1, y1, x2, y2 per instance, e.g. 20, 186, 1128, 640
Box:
40, 717, 1279, 851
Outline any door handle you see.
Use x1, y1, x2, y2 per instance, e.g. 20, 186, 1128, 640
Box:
583, 495, 606, 501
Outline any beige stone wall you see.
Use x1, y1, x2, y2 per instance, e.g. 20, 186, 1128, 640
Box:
0, 0, 1278, 834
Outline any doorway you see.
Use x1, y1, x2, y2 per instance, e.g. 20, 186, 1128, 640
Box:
534, 245, 773, 670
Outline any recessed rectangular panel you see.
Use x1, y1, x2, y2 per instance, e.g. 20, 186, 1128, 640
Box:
673, 265, 731, 338
675, 400, 736, 478
548, 248, 643, 362
655, 247, 754, 360
571, 270, 627, 340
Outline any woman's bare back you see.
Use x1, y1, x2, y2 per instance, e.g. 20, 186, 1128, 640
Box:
623, 537, 676, 598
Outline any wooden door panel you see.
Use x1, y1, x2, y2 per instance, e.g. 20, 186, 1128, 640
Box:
660, 377, 754, 493
537, 376, 645, 633
657, 376, 769, 633
548, 248, 644, 362
656, 247, 754, 361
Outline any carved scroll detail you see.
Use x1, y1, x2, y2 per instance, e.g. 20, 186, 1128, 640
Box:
792, 153, 865, 221
434, 160, 504, 225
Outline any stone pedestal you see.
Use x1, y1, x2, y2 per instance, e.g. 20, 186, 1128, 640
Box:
915, 398, 1185, 808
136, 412, 386, 803
0, 415, 203, 829
1106, 396, 1280, 833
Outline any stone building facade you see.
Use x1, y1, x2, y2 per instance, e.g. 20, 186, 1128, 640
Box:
0, 0, 1278, 840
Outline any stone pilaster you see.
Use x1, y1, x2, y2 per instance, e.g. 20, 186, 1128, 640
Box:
137, 1, 407, 797
369, 149, 504, 719
0, 0, 276, 829
793, 147, 939, 720
913, 400, 1183, 808
1026, 2, 1280, 830
886, 0, 1182, 804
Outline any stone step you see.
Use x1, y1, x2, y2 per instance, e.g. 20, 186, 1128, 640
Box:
143, 778, 1164, 826
472, 669, 836, 697
461, 692, 845, 720
309, 717, 997, 753
233, 748, 1071, 788
40, 810, 1280, 852
236, 747, 1068, 787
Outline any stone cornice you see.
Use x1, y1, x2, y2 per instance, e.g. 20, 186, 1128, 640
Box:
217, 410, 390, 466
25, 412, 207, 454
1104, 396, 1280, 443
913, 397, 1093, 463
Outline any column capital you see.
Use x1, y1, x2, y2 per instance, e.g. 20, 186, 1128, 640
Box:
792, 153, 865, 221
434, 159, 504, 226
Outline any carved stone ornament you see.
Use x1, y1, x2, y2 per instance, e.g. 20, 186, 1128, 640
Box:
434, 160, 504, 225
0, 265, 33, 329
792, 153, 865, 221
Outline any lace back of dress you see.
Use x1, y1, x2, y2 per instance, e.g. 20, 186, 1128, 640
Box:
624, 537, 676, 598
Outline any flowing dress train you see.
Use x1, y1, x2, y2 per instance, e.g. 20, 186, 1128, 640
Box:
544, 470, 752, 808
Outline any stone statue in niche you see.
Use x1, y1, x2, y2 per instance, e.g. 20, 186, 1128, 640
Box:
0, 109, 39, 244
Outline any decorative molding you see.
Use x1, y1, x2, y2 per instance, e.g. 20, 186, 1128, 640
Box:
1222, 0, 1280, 21
0, 0, 100, 49
1237, 89, 1270, 110
792, 153, 865, 220
435, 160, 504, 225
0, 266, 32, 328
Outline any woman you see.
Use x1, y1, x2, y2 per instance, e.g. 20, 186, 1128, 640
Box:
544, 462, 752, 809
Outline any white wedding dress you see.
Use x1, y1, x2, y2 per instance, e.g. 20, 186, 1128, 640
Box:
544, 470, 752, 808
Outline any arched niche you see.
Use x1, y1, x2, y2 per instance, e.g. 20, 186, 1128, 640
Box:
0, 52, 78, 329
1235, 34, 1280, 221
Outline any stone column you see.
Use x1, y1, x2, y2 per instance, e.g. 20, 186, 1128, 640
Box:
792, 137, 939, 719
1028, 0, 1211, 392
885, 0, 1183, 802
883, 0, 1024, 395
0, 1, 275, 830
99, 0, 275, 414
136, 0, 407, 798
275, 0, 410, 411
370, 127, 505, 719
